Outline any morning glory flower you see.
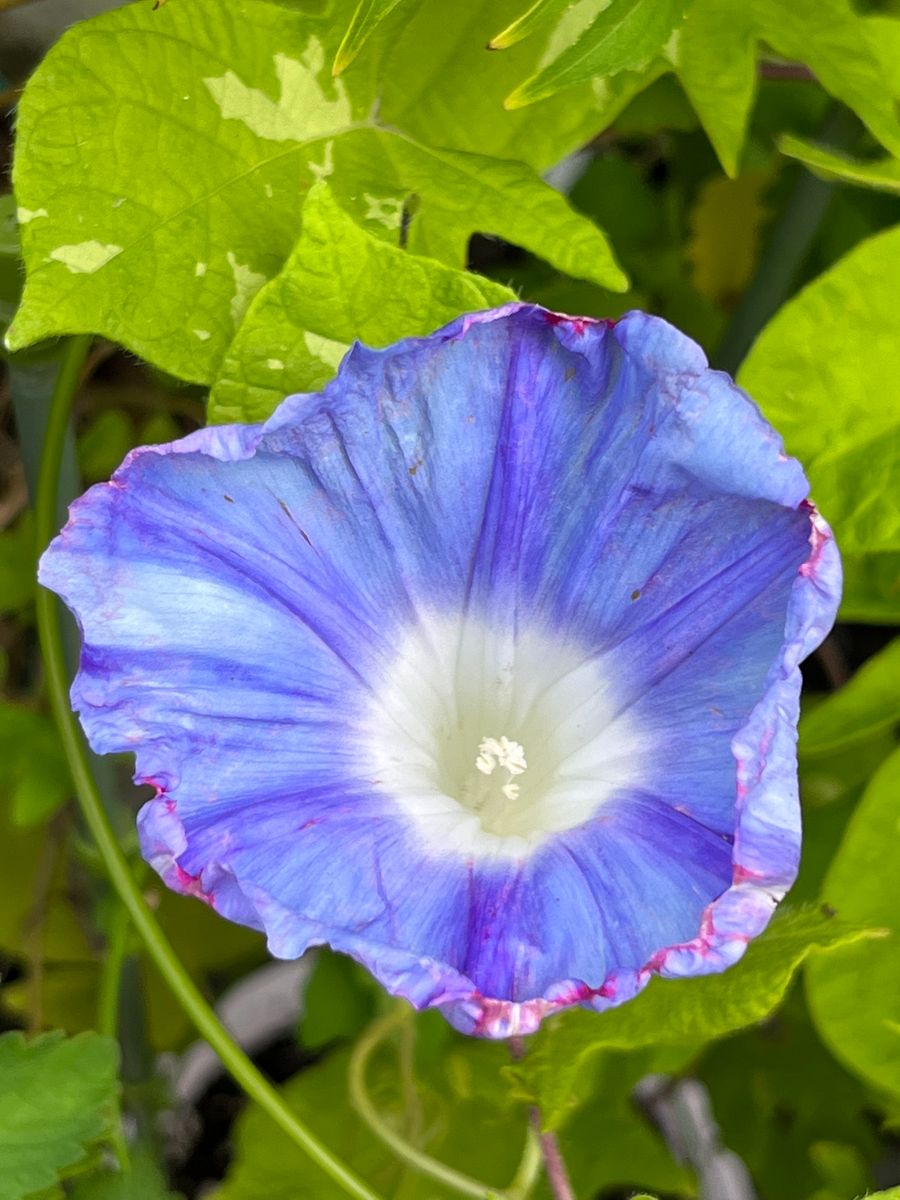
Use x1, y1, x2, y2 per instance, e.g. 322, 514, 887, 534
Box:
40, 305, 840, 1038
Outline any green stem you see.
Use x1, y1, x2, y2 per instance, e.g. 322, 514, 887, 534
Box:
35, 336, 383, 1200
349, 1010, 541, 1200
506, 1127, 542, 1200
349, 1010, 505, 1200
97, 904, 131, 1041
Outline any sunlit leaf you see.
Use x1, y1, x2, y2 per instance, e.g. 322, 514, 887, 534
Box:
369, 0, 618, 170
332, 0, 411, 75
739, 223, 900, 621
7, 0, 625, 383
210, 183, 514, 424
807, 749, 900, 1102
489, 0, 572, 50
506, 0, 682, 107
0, 1031, 118, 1200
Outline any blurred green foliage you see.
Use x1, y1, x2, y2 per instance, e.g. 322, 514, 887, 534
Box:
1, 0, 899, 1197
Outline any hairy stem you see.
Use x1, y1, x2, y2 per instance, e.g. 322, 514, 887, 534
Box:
35, 335, 384, 1200
534, 1122, 576, 1200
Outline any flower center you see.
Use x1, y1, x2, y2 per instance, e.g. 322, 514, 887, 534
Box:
363, 612, 649, 858
459, 735, 528, 830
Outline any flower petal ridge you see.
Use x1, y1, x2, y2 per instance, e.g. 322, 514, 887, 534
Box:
39, 304, 841, 1038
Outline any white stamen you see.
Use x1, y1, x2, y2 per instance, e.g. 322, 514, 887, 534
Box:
476, 735, 528, 778
475, 736, 527, 807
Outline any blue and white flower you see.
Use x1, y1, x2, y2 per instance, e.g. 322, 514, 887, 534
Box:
40, 305, 841, 1037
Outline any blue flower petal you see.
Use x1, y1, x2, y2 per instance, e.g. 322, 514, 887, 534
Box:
39, 304, 841, 1037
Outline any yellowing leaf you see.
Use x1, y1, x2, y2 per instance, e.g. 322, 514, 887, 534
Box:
686, 170, 770, 305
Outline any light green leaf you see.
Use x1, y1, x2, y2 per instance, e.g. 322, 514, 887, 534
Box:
372, 0, 618, 171
506, 0, 682, 107
675, 0, 755, 177
738, 223, 900, 621
7, 0, 624, 384
210, 183, 514, 424
333, 0, 411, 74
807, 749, 900, 1102
800, 638, 900, 757
489, 0, 572, 50
779, 134, 900, 195
0, 1031, 119, 1200
676, 0, 900, 177
506, 907, 876, 1129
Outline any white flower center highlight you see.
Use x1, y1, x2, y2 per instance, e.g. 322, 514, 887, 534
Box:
362, 613, 650, 860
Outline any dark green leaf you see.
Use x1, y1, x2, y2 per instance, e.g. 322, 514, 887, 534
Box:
800, 638, 900, 757
77, 411, 136, 485
676, 0, 900, 177
700, 993, 879, 1200
0, 512, 37, 616
301, 950, 379, 1050
0, 700, 70, 827
69, 1152, 182, 1200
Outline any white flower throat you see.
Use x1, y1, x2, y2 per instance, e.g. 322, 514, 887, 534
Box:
363, 613, 648, 858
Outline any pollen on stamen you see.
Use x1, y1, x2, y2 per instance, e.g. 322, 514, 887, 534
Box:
475, 735, 528, 777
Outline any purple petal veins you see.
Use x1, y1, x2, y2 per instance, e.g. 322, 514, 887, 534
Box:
39, 305, 841, 1037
